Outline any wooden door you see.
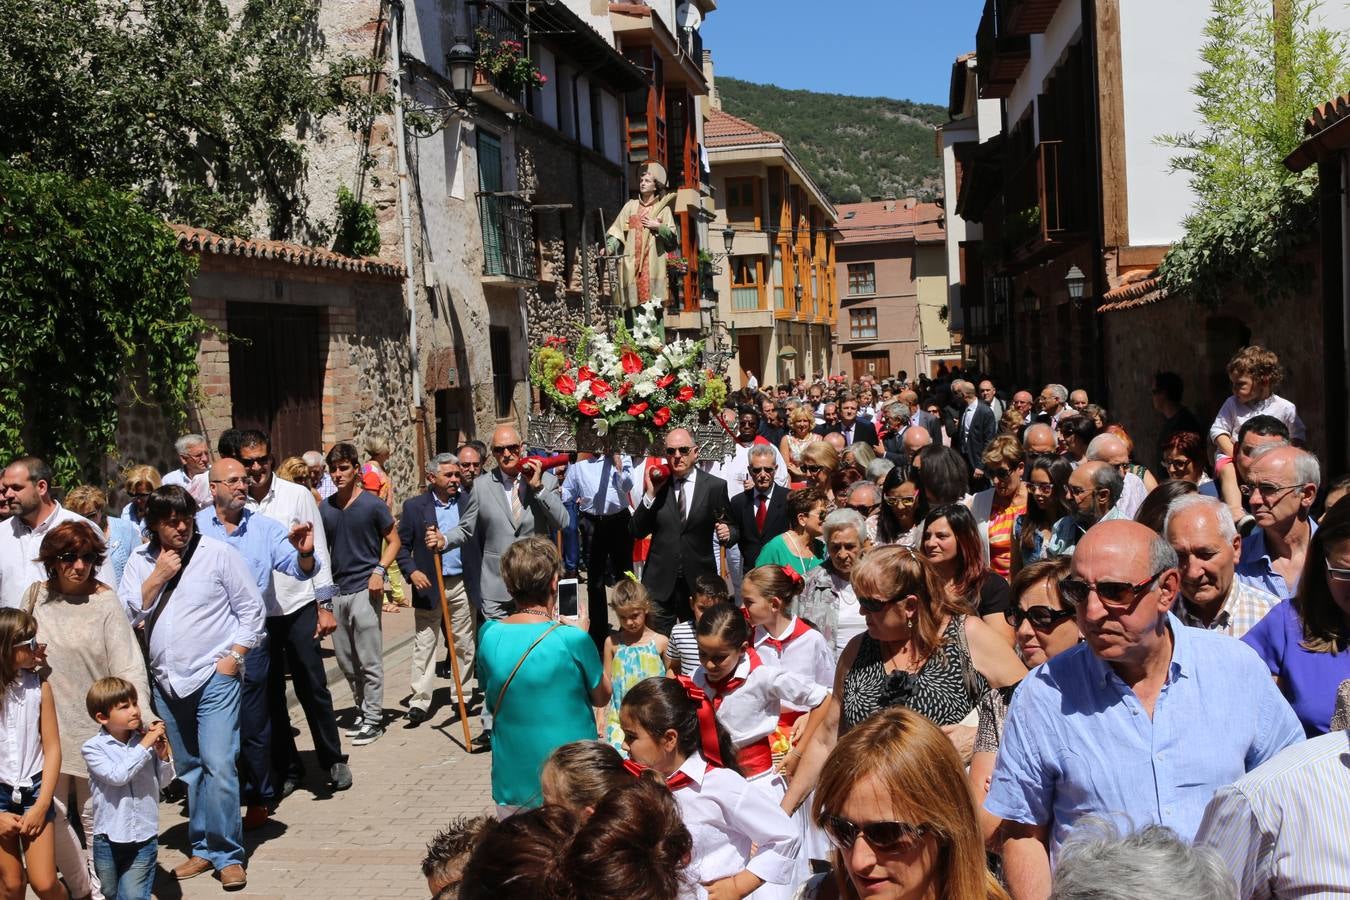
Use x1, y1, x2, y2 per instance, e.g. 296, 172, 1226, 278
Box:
227, 302, 323, 460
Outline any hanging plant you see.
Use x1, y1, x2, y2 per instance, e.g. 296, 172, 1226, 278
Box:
474, 27, 548, 93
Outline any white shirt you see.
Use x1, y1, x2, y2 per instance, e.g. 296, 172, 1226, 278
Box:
694, 656, 827, 748
119, 536, 265, 698
672, 752, 800, 891
561, 455, 634, 515
245, 475, 336, 614
1115, 472, 1148, 520
752, 619, 834, 712
82, 730, 176, 843
0, 503, 111, 609
706, 442, 789, 499
1209, 393, 1306, 450
162, 469, 211, 507
643, 467, 697, 511
0, 670, 43, 790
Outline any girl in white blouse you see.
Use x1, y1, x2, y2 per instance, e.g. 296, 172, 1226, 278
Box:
0, 609, 64, 900
620, 677, 801, 900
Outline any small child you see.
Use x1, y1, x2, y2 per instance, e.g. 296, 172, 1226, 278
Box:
81, 676, 175, 900
620, 676, 799, 900
666, 574, 730, 677
1209, 346, 1306, 531
0, 609, 63, 900
602, 580, 667, 750
421, 814, 492, 897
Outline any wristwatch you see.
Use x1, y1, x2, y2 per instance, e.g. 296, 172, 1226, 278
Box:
372, 565, 387, 578
227, 650, 246, 676
298, 549, 315, 559
318, 600, 334, 612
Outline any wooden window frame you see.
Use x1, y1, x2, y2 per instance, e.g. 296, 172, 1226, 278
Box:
849, 307, 878, 340
847, 262, 876, 296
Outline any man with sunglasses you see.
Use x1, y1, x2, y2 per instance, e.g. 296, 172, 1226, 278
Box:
726, 444, 790, 573
1235, 445, 1320, 599
1045, 461, 1127, 557
708, 408, 788, 596
631, 427, 736, 633
1164, 494, 1277, 638
0, 456, 111, 609
987, 520, 1303, 900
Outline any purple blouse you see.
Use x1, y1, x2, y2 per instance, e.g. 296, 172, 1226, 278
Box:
1242, 599, 1350, 736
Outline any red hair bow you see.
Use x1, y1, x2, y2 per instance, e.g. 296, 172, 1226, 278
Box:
780, 565, 803, 586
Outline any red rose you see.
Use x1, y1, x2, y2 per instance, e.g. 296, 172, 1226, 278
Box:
627, 402, 649, 417
653, 406, 671, 427
577, 400, 600, 417
554, 373, 576, 395
590, 379, 611, 398
621, 350, 644, 374
656, 373, 676, 389
676, 385, 695, 402
577, 366, 596, 381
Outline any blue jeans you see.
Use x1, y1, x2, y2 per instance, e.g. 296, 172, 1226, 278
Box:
92, 835, 157, 900
153, 671, 244, 870
562, 498, 580, 571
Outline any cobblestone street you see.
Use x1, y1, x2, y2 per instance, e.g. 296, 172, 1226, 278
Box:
151, 608, 492, 899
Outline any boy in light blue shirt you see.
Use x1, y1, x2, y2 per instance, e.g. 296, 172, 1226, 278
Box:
81, 677, 175, 900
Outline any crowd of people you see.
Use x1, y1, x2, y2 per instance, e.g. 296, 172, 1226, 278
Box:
2, 344, 1349, 899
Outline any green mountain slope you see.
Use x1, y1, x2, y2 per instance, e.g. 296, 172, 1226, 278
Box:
716, 77, 947, 205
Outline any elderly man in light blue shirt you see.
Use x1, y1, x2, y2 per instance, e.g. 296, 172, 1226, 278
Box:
562, 451, 635, 647
986, 519, 1303, 900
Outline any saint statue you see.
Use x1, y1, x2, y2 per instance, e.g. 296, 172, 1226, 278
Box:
605, 162, 679, 310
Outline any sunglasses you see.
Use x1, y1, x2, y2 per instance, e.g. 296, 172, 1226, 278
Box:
822, 815, 929, 854
492, 443, 522, 455
1005, 604, 1076, 630
1326, 560, 1350, 583
802, 464, 824, 475
665, 446, 694, 456
847, 503, 879, 515
129, 492, 152, 500
749, 466, 775, 474
16, 636, 42, 653
55, 552, 101, 565
857, 594, 899, 614
1059, 567, 1167, 610
1162, 458, 1192, 471
240, 456, 270, 469
987, 468, 1012, 481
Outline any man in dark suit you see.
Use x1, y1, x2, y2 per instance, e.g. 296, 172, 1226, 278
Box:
727, 445, 790, 571
953, 380, 998, 488
631, 427, 738, 633
395, 452, 475, 724
824, 394, 878, 447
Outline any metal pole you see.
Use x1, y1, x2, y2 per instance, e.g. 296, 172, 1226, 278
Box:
433, 551, 474, 749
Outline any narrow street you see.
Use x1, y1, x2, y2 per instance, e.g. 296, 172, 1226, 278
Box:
153, 609, 492, 900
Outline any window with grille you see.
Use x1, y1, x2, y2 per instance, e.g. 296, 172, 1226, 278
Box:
850, 308, 878, 339
847, 263, 876, 296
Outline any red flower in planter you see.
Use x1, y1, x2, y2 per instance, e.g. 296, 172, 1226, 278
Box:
590, 379, 611, 398
618, 381, 632, 397
621, 350, 644, 374
577, 365, 596, 382
653, 406, 672, 427
577, 400, 600, 417
627, 402, 649, 417
554, 374, 576, 395
656, 373, 676, 389
676, 385, 695, 403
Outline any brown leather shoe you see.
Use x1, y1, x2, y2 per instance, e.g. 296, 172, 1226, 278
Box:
242, 804, 270, 830
219, 864, 247, 891
174, 856, 212, 880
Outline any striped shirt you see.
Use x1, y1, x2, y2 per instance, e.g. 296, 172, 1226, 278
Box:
666, 621, 700, 677
986, 503, 1023, 578
1195, 729, 1350, 899
1177, 579, 1280, 640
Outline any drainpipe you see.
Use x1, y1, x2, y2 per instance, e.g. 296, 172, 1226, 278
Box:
1082, 0, 1108, 407
389, 0, 425, 473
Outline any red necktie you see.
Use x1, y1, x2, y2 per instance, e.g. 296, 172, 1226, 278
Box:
764, 617, 813, 655
624, 759, 695, 791
755, 494, 767, 531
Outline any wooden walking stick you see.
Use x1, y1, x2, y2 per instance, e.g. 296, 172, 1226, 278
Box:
433, 550, 474, 749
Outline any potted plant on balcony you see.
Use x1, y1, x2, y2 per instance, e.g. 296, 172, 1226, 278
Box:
474, 27, 548, 94
665, 252, 689, 275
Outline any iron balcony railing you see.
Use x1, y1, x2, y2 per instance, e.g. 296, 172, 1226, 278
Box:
477, 193, 537, 280
469, 0, 527, 101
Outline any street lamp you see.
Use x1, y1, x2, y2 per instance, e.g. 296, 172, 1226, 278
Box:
722, 225, 736, 257
1064, 265, 1086, 302
446, 41, 477, 108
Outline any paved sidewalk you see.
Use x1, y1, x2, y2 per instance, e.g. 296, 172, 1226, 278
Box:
150, 605, 493, 899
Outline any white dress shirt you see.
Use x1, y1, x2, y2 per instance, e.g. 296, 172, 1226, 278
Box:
643, 467, 697, 510
162, 468, 211, 508
0, 670, 44, 791
752, 620, 834, 711
82, 730, 176, 843
671, 752, 801, 893
561, 455, 634, 515
0, 503, 111, 609
119, 536, 265, 698
706, 442, 789, 498
693, 656, 827, 749
1115, 472, 1148, 520
245, 475, 336, 613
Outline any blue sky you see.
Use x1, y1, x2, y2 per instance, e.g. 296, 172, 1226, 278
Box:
700, 0, 987, 105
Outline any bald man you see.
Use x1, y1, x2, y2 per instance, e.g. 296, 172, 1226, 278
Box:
1086, 433, 1155, 519
1022, 423, 1057, 457
988, 520, 1303, 899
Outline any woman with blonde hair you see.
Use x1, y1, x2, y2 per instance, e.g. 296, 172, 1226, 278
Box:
804, 706, 1008, 899
119, 463, 161, 530
799, 441, 841, 508
276, 456, 321, 504
969, 434, 1028, 580
781, 405, 819, 482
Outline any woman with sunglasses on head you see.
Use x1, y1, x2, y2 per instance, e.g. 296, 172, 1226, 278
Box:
1012, 455, 1072, 573
799, 706, 1009, 900
969, 436, 1028, 580
1241, 495, 1350, 736
22, 520, 152, 900
783, 547, 1025, 818
968, 557, 1076, 846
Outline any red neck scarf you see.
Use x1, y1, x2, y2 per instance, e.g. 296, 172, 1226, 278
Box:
622, 758, 695, 791
761, 617, 813, 656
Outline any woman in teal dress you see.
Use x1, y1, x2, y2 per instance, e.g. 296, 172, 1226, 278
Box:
477, 537, 611, 813
756, 486, 827, 576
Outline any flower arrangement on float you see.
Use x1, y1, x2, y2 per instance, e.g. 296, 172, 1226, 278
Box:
530, 300, 728, 438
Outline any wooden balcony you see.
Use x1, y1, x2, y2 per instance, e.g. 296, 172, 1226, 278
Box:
976, 0, 1030, 99
1001, 140, 1085, 266
1001, 0, 1064, 35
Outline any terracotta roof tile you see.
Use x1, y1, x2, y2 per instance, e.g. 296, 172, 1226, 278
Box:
171, 224, 405, 278
1098, 271, 1166, 313
1306, 92, 1350, 137
705, 108, 783, 148
833, 199, 944, 244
